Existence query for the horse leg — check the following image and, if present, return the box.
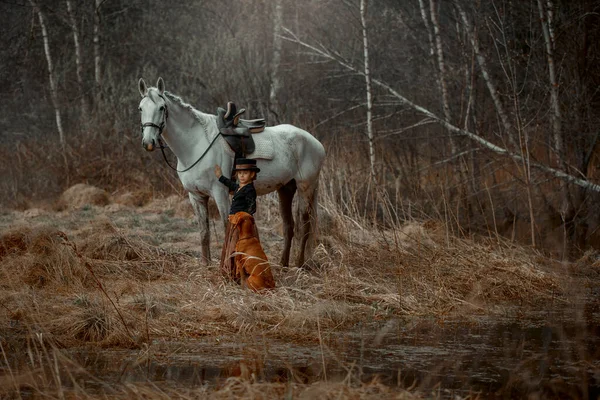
[189,192,211,265]
[212,189,231,233]
[277,179,296,268]
[295,183,318,268]
[213,188,233,275]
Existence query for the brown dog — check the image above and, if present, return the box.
[227,212,275,292]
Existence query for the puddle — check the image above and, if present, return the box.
[64,303,600,398]
[336,314,600,397]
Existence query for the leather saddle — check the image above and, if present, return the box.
[217,102,266,157]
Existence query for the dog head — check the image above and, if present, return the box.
[230,212,255,237]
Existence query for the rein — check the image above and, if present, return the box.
[141,93,221,173]
[159,131,222,173]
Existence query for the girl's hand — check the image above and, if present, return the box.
[214,164,222,178]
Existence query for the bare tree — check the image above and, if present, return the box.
[66,0,88,122]
[29,0,65,146]
[93,0,102,97]
[455,3,517,150]
[269,0,284,124]
[429,0,451,126]
[280,27,600,194]
[417,0,435,60]
[537,0,563,164]
[360,0,375,179]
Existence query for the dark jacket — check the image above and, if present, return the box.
[218,176,257,215]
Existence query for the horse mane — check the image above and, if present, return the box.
[148,87,212,124]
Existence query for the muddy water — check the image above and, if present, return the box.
[70,300,600,399]
[338,313,600,398]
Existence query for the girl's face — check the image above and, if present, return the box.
[237,170,255,184]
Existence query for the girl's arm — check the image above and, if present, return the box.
[218,175,238,192]
[215,164,238,191]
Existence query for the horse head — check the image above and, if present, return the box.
[138,77,168,151]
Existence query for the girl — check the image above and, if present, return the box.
[215,159,275,291]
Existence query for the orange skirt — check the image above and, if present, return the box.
[219,213,260,282]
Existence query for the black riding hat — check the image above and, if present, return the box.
[234,158,260,173]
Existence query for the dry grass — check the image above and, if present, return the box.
[0,346,427,399]
[0,187,565,342]
[56,183,111,210]
[0,181,591,399]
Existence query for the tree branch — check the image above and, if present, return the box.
[280,27,600,193]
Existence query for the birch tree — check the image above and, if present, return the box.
[428,0,452,127]
[280,27,600,195]
[360,0,375,179]
[537,0,577,255]
[269,0,283,124]
[455,3,517,150]
[29,0,65,146]
[66,0,88,121]
[417,0,435,60]
[93,0,102,97]
[537,0,563,165]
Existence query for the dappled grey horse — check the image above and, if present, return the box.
[138,77,325,267]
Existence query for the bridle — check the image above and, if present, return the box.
[140,92,222,173]
[140,93,169,137]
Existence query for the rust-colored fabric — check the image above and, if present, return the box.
[220,220,239,282]
[219,212,275,291]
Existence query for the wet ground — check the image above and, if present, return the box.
[68,298,600,399]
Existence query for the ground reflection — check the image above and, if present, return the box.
[68,303,600,398]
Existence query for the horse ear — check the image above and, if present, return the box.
[138,78,147,97]
[157,77,165,94]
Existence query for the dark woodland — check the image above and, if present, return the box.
[2,0,600,259]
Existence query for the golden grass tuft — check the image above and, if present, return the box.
[0,226,90,289]
[128,293,163,318]
[0,229,29,259]
[113,190,154,207]
[56,183,110,210]
[81,233,143,261]
[70,301,112,342]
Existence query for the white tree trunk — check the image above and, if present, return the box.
[538,0,573,254]
[429,0,451,125]
[360,0,375,179]
[66,0,88,121]
[30,0,65,146]
[280,28,600,193]
[269,0,283,124]
[537,0,563,162]
[456,5,517,149]
[417,0,435,59]
[546,0,556,48]
[93,0,102,95]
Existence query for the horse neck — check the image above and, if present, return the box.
[162,98,218,165]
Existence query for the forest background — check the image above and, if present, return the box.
[1,0,600,260]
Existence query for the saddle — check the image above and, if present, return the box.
[217,102,266,157]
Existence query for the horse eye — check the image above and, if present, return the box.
[159,106,164,111]
[138,107,141,112]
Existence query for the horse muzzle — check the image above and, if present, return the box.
[140,122,164,152]
[143,140,156,151]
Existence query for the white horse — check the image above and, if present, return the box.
[138,77,325,268]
